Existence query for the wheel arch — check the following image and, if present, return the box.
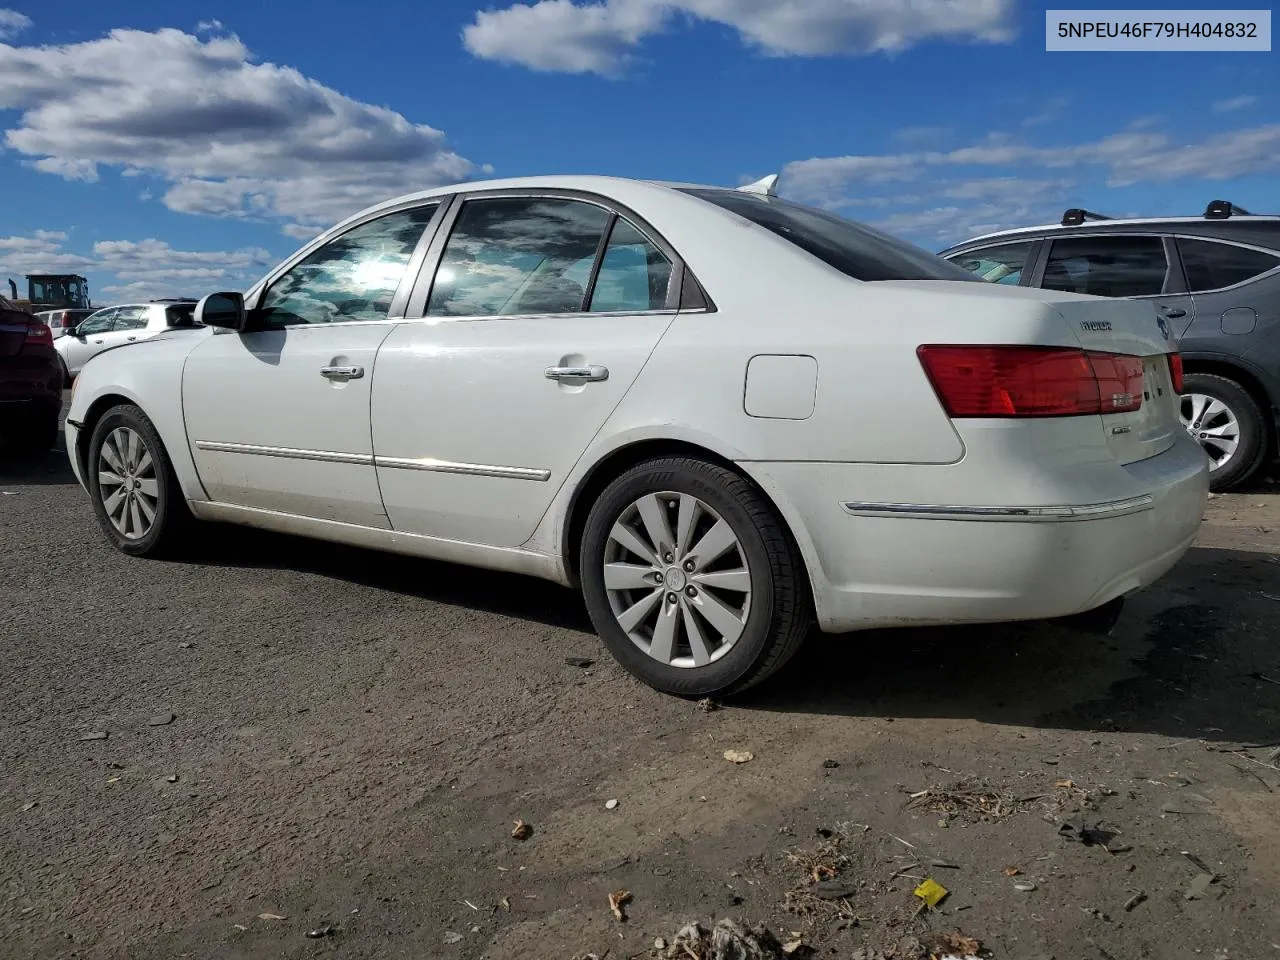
[74,392,137,480]
[558,438,823,615]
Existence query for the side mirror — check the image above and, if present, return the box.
[196,292,248,331]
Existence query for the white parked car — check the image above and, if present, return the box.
[56,300,199,380]
[64,175,1209,696]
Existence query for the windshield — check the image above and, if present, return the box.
[681,189,977,283]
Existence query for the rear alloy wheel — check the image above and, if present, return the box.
[580,457,811,697]
[87,404,192,557]
[1179,373,1267,492]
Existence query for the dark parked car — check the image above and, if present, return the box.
[0,295,62,452]
[939,201,1280,490]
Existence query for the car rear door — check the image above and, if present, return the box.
[370,192,682,548]
[1035,234,1196,338]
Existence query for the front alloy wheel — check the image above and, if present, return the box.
[87,403,192,557]
[97,426,160,540]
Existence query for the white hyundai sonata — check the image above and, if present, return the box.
[65,174,1209,696]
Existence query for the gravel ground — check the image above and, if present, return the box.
[3,417,1279,960]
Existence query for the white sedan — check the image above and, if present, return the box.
[65,175,1209,696]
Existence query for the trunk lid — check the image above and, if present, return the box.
[882,281,1183,466]
[1049,296,1182,465]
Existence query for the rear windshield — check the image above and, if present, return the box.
[681,188,977,283]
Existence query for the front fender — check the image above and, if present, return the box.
[67,335,209,502]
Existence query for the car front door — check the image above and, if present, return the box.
[181,201,444,526]
[370,194,681,547]
[59,308,117,374]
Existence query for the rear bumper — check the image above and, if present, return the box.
[0,367,61,420]
[747,431,1210,632]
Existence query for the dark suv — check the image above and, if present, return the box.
[0,295,61,452]
[939,201,1280,490]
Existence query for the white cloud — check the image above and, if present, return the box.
[0,230,273,303]
[0,27,478,234]
[464,0,1016,75]
[0,8,29,40]
[1212,94,1258,113]
[779,120,1280,245]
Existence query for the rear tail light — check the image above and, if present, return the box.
[24,322,53,346]
[917,345,1144,418]
[1168,353,1184,394]
[57,311,76,328]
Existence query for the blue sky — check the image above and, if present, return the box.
[1,0,1277,304]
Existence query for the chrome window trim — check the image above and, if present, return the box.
[841,494,1154,522]
[402,188,689,321]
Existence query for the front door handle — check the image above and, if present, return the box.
[545,364,609,383]
[1161,308,1187,319]
[126,336,137,341]
[320,364,365,381]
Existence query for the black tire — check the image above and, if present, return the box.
[1181,373,1268,492]
[7,409,59,452]
[580,457,812,697]
[86,404,193,557]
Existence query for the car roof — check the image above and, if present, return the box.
[941,203,1280,255]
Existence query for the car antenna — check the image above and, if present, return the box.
[738,174,780,197]
[1061,207,1111,226]
[1204,199,1252,219]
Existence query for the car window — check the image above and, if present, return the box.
[948,242,1033,285]
[427,198,612,317]
[589,218,673,312]
[679,188,977,282]
[1178,238,1280,293]
[113,306,151,331]
[258,203,440,328]
[1041,236,1168,297]
[165,303,198,326]
[77,309,116,335]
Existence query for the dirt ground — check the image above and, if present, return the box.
[2,426,1279,960]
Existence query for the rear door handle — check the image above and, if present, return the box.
[545,364,609,383]
[126,336,137,341]
[1161,308,1187,319]
[320,365,364,381]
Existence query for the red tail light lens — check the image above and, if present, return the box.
[58,312,76,328]
[1168,353,1184,394]
[24,322,53,345]
[917,345,1144,418]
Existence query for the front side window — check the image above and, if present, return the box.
[948,242,1033,285]
[680,189,977,283]
[427,198,613,317]
[1178,238,1280,293]
[590,219,673,312]
[258,203,439,328]
[77,309,116,335]
[1042,236,1168,297]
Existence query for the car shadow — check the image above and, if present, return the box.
[181,523,593,633]
[181,524,1278,745]
[743,544,1280,747]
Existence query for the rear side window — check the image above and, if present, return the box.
[1178,238,1280,293]
[681,189,976,282]
[948,242,1033,285]
[1041,236,1168,297]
